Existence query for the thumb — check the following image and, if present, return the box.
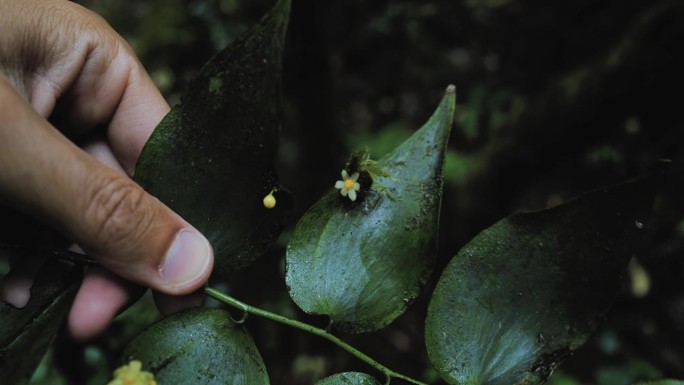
[70,169,214,295]
[0,78,213,295]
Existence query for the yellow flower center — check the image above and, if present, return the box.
[344,179,355,189]
[107,360,156,385]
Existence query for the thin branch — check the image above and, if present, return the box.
[0,244,98,266]
[204,286,428,385]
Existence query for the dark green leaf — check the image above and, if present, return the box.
[316,372,381,385]
[122,307,269,384]
[286,86,456,333]
[0,258,81,384]
[134,0,293,274]
[425,175,658,385]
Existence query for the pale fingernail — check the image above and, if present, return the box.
[160,230,212,289]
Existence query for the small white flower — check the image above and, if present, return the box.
[335,170,361,201]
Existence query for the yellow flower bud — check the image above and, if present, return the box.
[263,193,276,209]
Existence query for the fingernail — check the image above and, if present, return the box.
[160,230,212,289]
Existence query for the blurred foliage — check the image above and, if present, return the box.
[56,0,684,384]
[24,293,159,385]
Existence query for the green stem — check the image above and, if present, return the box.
[204,286,427,385]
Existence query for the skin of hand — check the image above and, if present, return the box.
[0,0,214,340]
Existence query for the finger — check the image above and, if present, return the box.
[0,76,213,295]
[2,0,169,175]
[81,135,127,173]
[0,273,33,308]
[50,38,170,175]
[68,267,144,341]
[0,249,46,308]
[106,63,170,175]
[64,141,141,340]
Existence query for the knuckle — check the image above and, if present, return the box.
[85,176,153,250]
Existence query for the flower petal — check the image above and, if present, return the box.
[341,188,349,197]
[348,189,357,201]
[335,180,345,189]
[341,170,350,180]
[353,182,360,191]
[350,172,360,182]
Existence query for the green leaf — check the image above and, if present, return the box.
[134,0,293,274]
[122,307,269,384]
[634,381,684,385]
[286,86,456,333]
[316,372,382,385]
[0,258,81,384]
[425,175,658,385]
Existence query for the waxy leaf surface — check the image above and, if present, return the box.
[123,307,269,384]
[316,372,381,385]
[426,175,657,385]
[134,0,292,274]
[286,86,455,333]
[0,258,81,383]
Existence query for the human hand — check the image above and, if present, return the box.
[0,0,214,340]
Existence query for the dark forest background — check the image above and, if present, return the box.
[24,0,684,383]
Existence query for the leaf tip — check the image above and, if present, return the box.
[445,84,456,95]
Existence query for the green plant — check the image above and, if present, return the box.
[0,1,677,384]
